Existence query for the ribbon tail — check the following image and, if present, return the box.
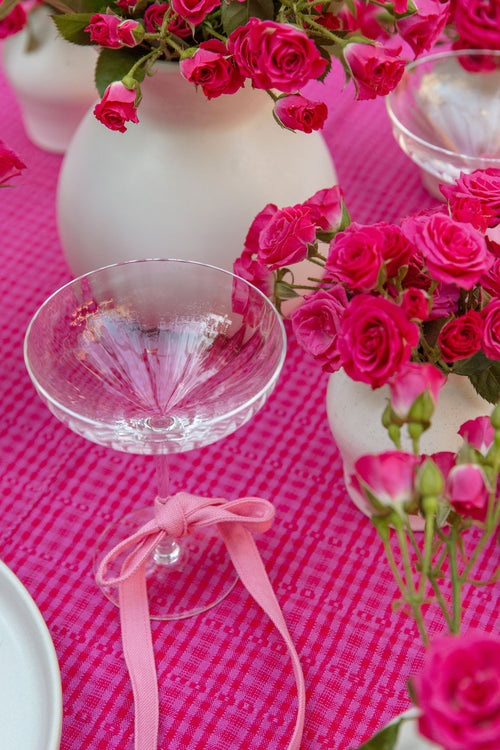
[119,562,159,750]
[218,523,305,750]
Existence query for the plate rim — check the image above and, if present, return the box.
[0,558,62,750]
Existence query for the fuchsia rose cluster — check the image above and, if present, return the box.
[20,0,462,133]
[234,169,500,400]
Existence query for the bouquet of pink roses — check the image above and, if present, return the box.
[0,0,454,133]
[233,168,500,750]
[234,168,500,405]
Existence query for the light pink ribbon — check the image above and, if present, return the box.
[96,492,305,750]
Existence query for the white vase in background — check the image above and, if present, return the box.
[2,5,97,153]
[326,370,490,529]
[56,62,337,276]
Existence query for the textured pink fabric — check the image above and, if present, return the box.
[98,493,304,750]
[1,51,499,750]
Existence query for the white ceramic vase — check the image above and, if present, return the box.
[1,5,97,153]
[392,710,442,750]
[56,62,337,276]
[326,369,490,529]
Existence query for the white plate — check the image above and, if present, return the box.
[0,560,62,749]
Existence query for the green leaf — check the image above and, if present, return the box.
[352,716,405,750]
[95,47,146,96]
[275,281,299,300]
[52,13,93,45]
[451,350,490,376]
[468,367,500,405]
[221,0,274,35]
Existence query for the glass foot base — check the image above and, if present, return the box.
[94,506,238,620]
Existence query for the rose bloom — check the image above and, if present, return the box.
[482,299,500,360]
[143,3,167,31]
[441,169,500,231]
[325,222,385,291]
[352,452,421,514]
[402,212,493,290]
[0,139,26,185]
[438,310,483,363]
[396,0,450,57]
[303,185,344,233]
[0,3,26,38]
[414,631,500,750]
[401,287,429,320]
[446,463,490,521]
[375,222,415,278]
[338,0,390,41]
[93,82,139,132]
[180,41,244,99]
[257,204,316,270]
[337,294,419,388]
[459,416,495,455]
[389,362,446,421]
[453,0,500,52]
[344,42,406,100]
[171,0,220,25]
[233,247,273,299]
[481,256,500,297]
[117,19,142,46]
[291,287,349,372]
[85,14,122,48]
[227,19,327,92]
[274,95,328,134]
[429,281,460,320]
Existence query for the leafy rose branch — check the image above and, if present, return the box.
[0,0,451,132]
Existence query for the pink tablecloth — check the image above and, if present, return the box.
[1,61,499,750]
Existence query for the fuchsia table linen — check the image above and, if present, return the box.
[1,61,499,750]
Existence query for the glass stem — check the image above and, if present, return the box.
[153,453,182,566]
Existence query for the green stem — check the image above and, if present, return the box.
[394,519,429,646]
[447,527,462,634]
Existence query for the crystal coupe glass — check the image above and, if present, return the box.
[24,259,286,619]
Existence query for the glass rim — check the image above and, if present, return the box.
[24,257,287,439]
[386,48,500,164]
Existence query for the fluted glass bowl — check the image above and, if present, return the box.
[386,49,500,198]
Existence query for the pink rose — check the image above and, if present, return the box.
[376,222,415,278]
[171,0,220,25]
[93,82,139,132]
[85,14,121,48]
[429,450,455,481]
[325,222,385,291]
[396,0,450,57]
[453,0,500,52]
[389,362,446,421]
[257,204,316,270]
[447,464,490,520]
[401,213,493,290]
[303,185,344,233]
[180,41,244,99]
[0,3,26,38]
[143,3,167,31]
[227,19,327,93]
[438,310,484,363]
[441,169,500,231]
[352,451,421,514]
[274,95,328,134]
[338,1,389,41]
[481,256,500,297]
[459,416,495,455]
[291,287,348,372]
[429,281,460,320]
[481,299,500,360]
[117,19,143,46]
[344,42,406,100]
[401,287,429,321]
[233,247,273,299]
[338,294,419,388]
[0,139,26,185]
[415,632,500,750]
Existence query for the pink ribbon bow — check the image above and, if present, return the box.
[96,492,305,750]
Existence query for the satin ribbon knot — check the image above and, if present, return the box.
[96,491,305,750]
